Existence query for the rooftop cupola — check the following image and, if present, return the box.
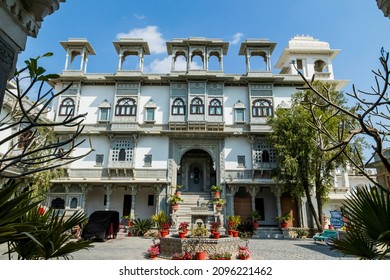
[113,38,150,73]
[275,35,340,79]
[60,38,96,73]
[239,39,276,74]
[166,37,229,73]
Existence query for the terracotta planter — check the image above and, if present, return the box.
[253,221,259,229]
[213,191,220,198]
[213,232,221,239]
[210,229,216,235]
[232,230,239,237]
[178,231,186,239]
[127,232,131,237]
[160,230,169,237]
[281,221,288,228]
[172,204,179,211]
[196,251,207,260]
[228,230,233,235]
[149,254,157,259]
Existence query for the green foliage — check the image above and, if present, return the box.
[274,212,293,223]
[9,207,93,260]
[151,211,169,229]
[131,218,154,236]
[0,180,40,245]
[168,194,184,205]
[295,228,308,238]
[210,185,222,192]
[331,187,390,259]
[212,198,225,206]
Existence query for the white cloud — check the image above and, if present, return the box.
[145,56,171,73]
[116,26,166,54]
[231,32,244,45]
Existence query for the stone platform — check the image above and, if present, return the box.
[159,235,241,259]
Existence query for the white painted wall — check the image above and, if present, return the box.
[134,187,156,219]
[224,137,252,169]
[70,136,110,169]
[138,86,170,124]
[223,86,249,125]
[134,136,169,168]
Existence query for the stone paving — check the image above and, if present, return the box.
[0,232,356,260]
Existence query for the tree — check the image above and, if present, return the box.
[269,82,353,231]
[292,49,390,190]
[293,50,390,258]
[0,54,93,259]
[0,53,92,178]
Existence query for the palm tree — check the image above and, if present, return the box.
[330,186,390,259]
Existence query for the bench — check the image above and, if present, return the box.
[313,229,337,245]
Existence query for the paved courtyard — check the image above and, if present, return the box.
[0,232,355,260]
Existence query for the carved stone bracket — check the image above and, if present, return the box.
[229,185,239,195]
[246,185,259,197]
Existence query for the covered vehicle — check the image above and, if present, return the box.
[82,210,120,241]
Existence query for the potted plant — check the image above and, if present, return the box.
[251,211,261,229]
[171,185,183,196]
[190,224,208,260]
[159,222,171,237]
[210,221,221,238]
[213,198,225,212]
[295,228,308,238]
[147,243,160,259]
[178,221,189,238]
[227,215,241,237]
[237,245,250,260]
[168,193,184,211]
[275,212,293,228]
[152,211,170,235]
[210,185,222,198]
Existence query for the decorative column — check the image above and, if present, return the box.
[272,185,283,218]
[129,185,139,219]
[154,185,163,214]
[104,184,113,211]
[228,185,239,216]
[246,185,259,213]
[266,54,271,71]
[80,184,91,213]
[64,50,70,70]
[246,54,250,73]
[220,53,224,71]
[64,183,71,210]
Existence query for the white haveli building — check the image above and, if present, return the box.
[45,35,373,229]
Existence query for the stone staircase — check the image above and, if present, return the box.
[174,192,215,228]
[253,227,284,239]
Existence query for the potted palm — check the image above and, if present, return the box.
[227,215,241,237]
[210,185,222,198]
[275,212,293,228]
[151,211,170,236]
[251,211,261,229]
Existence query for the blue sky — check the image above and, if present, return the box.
[18,0,390,95]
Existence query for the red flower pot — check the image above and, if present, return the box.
[196,251,207,260]
[160,230,169,237]
[178,231,186,239]
[232,230,239,237]
[228,230,233,235]
[213,232,220,239]
[213,191,220,198]
[210,229,216,235]
[281,221,288,228]
[172,204,179,211]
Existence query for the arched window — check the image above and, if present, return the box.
[314,60,327,73]
[118,148,126,161]
[70,198,78,209]
[209,99,222,115]
[262,150,270,163]
[59,98,75,116]
[115,98,137,116]
[172,98,185,115]
[190,98,204,114]
[51,198,65,209]
[252,99,273,117]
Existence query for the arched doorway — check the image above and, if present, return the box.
[178,149,216,192]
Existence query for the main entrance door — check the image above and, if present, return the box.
[178,149,216,192]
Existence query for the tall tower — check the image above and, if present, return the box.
[275,35,340,80]
[60,38,96,73]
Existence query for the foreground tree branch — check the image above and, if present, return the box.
[293,49,390,191]
[0,53,93,179]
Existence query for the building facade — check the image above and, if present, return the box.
[46,35,367,229]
